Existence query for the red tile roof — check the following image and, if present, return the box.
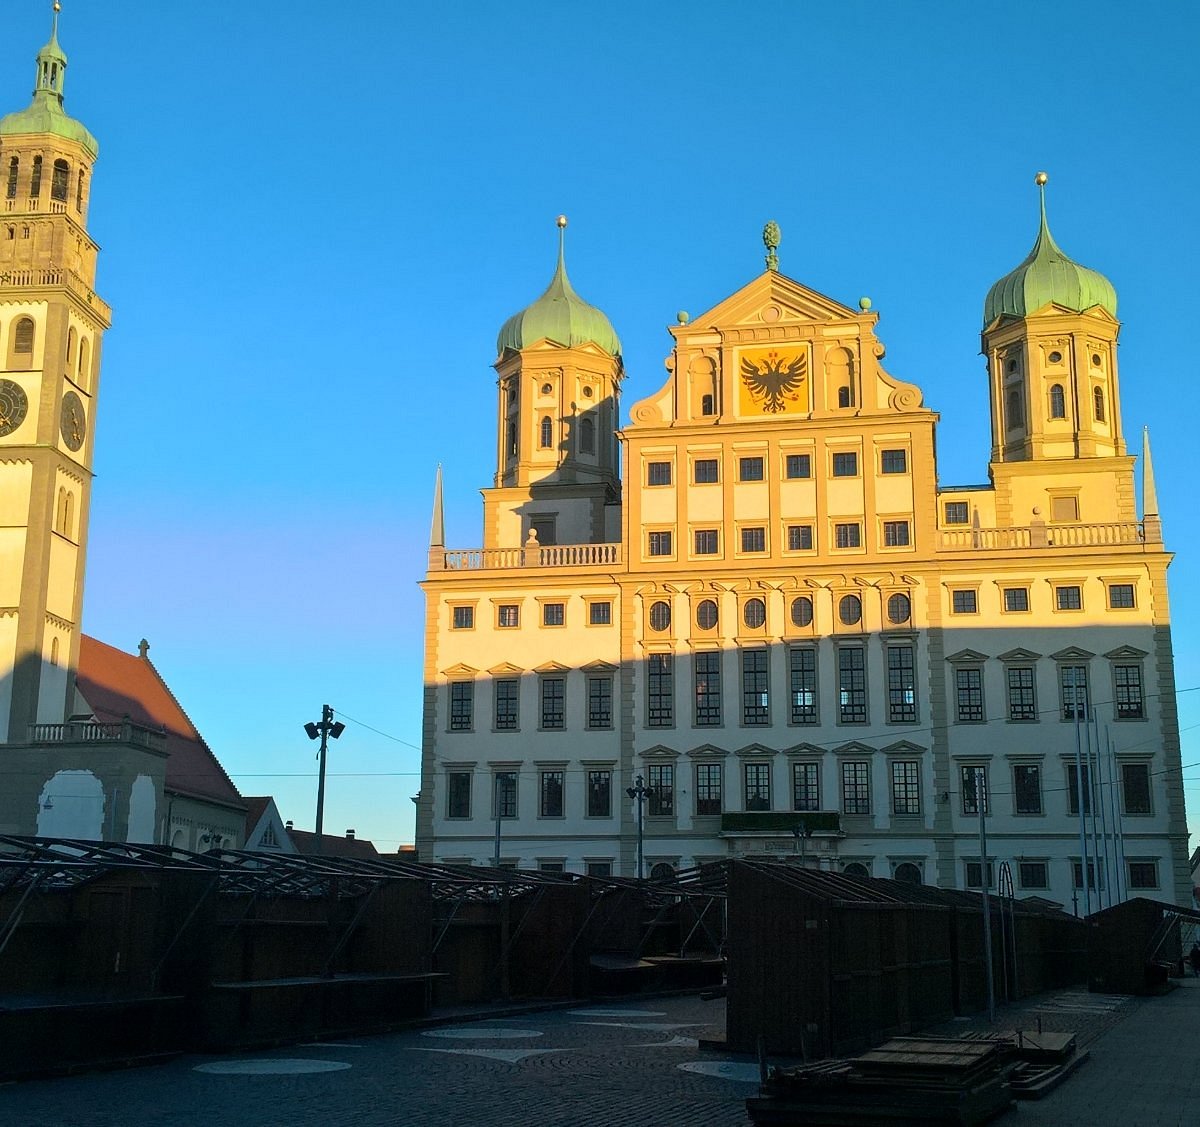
[75,635,244,810]
[288,829,380,860]
[243,795,272,837]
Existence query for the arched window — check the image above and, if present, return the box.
[790,596,814,628]
[76,168,85,211]
[1093,386,1106,422]
[55,487,73,535]
[6,157,18,199]
[10,317,35,367]
[1007,388,1023,429]
[701,393,714,416]
[743,598,766,629]
[66,326,76,364]
[580,416,595,455]
[843,862,870,877]
[894,862,922,885]
[1049,383,1066,419]
[506,422,517,458]
[50,636,60,667]
[30,155,42,197]
[539,416,552,448]
[839,594,862,626]
[78,337,90,390]
[51,159,69,202]
[5,226,12,240]
[649,862,675,882]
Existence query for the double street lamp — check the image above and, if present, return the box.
[304,704,345,840]
[625,774,656,880]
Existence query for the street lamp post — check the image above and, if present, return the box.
[626,774,653,880]
[304,704,345,840]
[791,819,813,867]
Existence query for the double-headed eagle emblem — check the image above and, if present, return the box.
[740,350,808,413]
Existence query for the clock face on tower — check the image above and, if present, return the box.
[60,390,86,451]
[0,378,28,437]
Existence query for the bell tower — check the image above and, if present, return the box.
[0,3,109,740]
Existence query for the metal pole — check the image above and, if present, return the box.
[493,775,502,867]
[1093,709,1112,909]
[1086,701,1103,909]
[977,766,995,1024]
[1109,728,1127,903]
[315,703,331,840]
[1073,696,1091,915]
[636,777,645,880]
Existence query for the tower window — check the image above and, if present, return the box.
[539,416,552,448]
[1007,388,1024,429]
[507,422,517,458]
[701,393,714,416]
[67,327,76,364]
[51,160,69,202]
[1048,350,1063,364]
[14,317,34,354]
[6,157,17,199]
[1049,384,1066,419]
[31,155,44,198]
[579,416,595,454]
[78,338,90,390]
[1093,386,1106,422]
[5,227,12,239]
[837,385,854,408]
[76,168,86,211]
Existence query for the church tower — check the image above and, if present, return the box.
[0,5,109,740]
[484,217,623,549]
[981,173,1133,527]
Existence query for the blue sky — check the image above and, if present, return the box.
[7,2,1198,851]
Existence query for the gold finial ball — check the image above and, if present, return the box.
[53,1,61,12]
[556,215,568,229]
[1035,171,1048,186]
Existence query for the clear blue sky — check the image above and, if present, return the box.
[7,2,1198,851]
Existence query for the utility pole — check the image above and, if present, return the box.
[304,705,345,841]
[626,775,652,880]
[975,766,995,1024]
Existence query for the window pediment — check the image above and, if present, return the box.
[1103,645,1149,661]
[442,663,479,678]
[945,649,989,664]
[881,740,927,756]
[1049,646,1095,662]
[998,647,1042,663]
[582,659,618,672]
[734,742,775,758]
[834,740,876,756]
[534,660,571,674]
[641,744,679,760]
[687,743,725,759]
[488,662,525,675]
[784,742,825,757]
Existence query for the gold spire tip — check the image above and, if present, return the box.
[1035,171,1048,186]
[555,215,568,228]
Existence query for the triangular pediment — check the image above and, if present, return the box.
[683,270,860,332]
[882,740,927,756]
[998,647,1042,663]
[834,741,876,756]
[442,663,479,677]
[1103,645,1148,661]
[735,742,776,758]
[582,659,618,672]
[687,743,725,759]
[642,744,679,760]
[945,649,990,664]
[534,660,571,674]
[1049,646,1095,663]
[783,742,824,757]
[488,661,525,675]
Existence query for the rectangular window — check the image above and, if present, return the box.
[497,603,520,628]
[647,461,672,486]
[494,771,517,819]
[832,451,858,477]
[589,601,612,625]
[961,765,990,815]
[587,676,613,729]
[452,605,475,630]
[1013,764,1043,814]
[1072,859,1104,890]
[1003,587,1030,612]
[447,771,471,819]
[540,677,565,729]
[792,762,819,812]
[951,589,978,614]
[740,527,766,553]
[648,764,674,816]
[1051,495,1080,522]
[1060,664,1089,721]
[694,458,719,483]
[1108,583,1136,609]
[785,453,811,479]
[542,602,565,626]
[694,528,719,555]
[883,520,910,547]
[887,645,916,723]
[881,449,907,474]
[494,679,520,730]
[538,861,565,873]
[694,651,722,727]
[966,861,995,889]
[1114,665,1144,719]
[841,761,871,815]
[585,860,612,877]
[1056,585,1083,611]
[648,530,673,556]
[1018,861,1048,889]
[944,501,969,525]
[741,649,770,725]
[1067,762,1093,815]
[787,524,814,551]
[744,763,771,811]
[647,653,674,727]
[789,648,817,725]
[449,682,474,731]
[695,763,722,815]
[891,760,921,815]
[587,769,612,817]
[1122,763,1152,814]
[834,522,861,549]
[955,668,983,722]
[539,770,564,817]
[838,648,867,723]
[1128,860,1158,889]
[1007,666,1036,721]
[739,456,764,481]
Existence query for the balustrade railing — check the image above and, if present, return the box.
[939,521,1143,551]
[441,543,622,571]
[27,720,165,746]
[0,262,109,319]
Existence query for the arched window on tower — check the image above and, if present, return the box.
[539,416,553,449]
[51,160,69,202]
[66,326,76,365]
[10,317,34,368]
[579,416,595,455]
[30,155,42,197]
[1049,384,1066,419]
[55,488,74,538]
[506,422,517,459]
[76,168,85,211]
[1093,386,1106,422]
[6,157,18,199]
[78,337,90,390]
[50,636,60,667]
[1007,388,1024,430]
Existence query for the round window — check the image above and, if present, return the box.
[696,599,718,630]
[649,862,675,881]
[887,592,911,625]
[839,594,862,626]
[743,598,766,629]
[844,862,869,878]
[894,862,922,885]
[541,382,554,395]
[649,600,671,632]
[1091,353,1102,367]
[582,386,594,398]
[1048,350,1062,364]
[791,596,814,628]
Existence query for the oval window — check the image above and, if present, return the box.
[541,383,554,395]
[887,593,911,625]
[791,596,814,628]
[1048,350,1062,364]
[649,600,671,632]
[743,598,766,629]
[582,386,594,398]
[839,594,862,626]
[1091,353,1102,367]
[696,599,718,631]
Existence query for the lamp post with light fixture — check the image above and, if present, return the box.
[304,704,345,840]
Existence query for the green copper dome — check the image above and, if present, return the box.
[983,177,1115,327]
[0,12,98,158]
[497,222,621,357]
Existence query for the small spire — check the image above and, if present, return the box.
[138,638,150,659]
[1142,427,1159,518]
[34,1,68,103]
[429,465,445,548]
[763,220,781,271]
